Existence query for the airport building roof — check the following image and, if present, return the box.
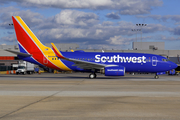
[133,42,165,50]
[45,43,79,51]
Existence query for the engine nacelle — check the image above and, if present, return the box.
[102,66,125,76]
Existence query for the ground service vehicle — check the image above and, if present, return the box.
[16,61,34,74]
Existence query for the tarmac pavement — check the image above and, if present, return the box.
[0,73,180,120]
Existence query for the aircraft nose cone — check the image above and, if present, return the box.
[171,62,178,69]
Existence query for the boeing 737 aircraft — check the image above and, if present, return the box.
[8,16,177,79]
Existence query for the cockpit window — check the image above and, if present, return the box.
[162,59,168,62]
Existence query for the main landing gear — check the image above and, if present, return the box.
[89,73,97,79]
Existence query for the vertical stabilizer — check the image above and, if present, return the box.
[12,16,71,71]
[12,16,48,54]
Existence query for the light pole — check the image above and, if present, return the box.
[9,24,15,46]
[131,29,141,42]
[136,24,147,50]
[136,24,147,42]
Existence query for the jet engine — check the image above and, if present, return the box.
[100,66,125,76]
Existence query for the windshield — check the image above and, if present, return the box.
[18,66,25,69]
[162,58,170,62]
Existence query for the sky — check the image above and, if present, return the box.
[0,0,180,50]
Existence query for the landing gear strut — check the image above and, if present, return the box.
[89,73,97,79]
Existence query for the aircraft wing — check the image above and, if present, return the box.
[69,59,106,69]
[5,49,32,57]
[51,43,118,70]
[68,58,118,69]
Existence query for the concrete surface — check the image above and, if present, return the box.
[0,73,180,120]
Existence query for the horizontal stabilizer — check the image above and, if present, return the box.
[5,49,32,57]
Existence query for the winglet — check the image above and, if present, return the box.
[51,43,66,59]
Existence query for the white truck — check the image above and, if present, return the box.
[16,61,35,75]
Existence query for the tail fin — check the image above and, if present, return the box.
[12,16,48,54]
[12,16,71,71]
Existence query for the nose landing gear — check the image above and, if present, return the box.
[154,73,159,79]
[154,75,159,79]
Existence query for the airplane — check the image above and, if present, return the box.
[8,16,177,79]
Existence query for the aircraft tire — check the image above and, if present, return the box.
[154,75,159,79]
[89,73,96,79]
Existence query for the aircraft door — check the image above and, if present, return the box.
[152,56,157,66]
[43,55,48,64]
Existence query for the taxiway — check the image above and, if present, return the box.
[0,73,180,120]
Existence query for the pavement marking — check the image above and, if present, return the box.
[0,91,180,97]
[0,79,86,119]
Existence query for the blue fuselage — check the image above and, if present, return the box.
[61,52,177,73]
